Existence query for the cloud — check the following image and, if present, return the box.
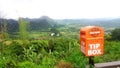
[0,0,120,19]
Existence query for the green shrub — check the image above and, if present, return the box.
[17,61,37,68]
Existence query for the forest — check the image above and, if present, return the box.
[0,16,120,68]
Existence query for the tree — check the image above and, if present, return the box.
[0,11,8,53]
[3,20,9,40]
[111,28,120,41]
[19,17,29,40]
[50,28,61,36]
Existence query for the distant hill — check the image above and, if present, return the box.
[0,19,19,33]
[25,16,56,31]
[0,16,57,33]
[55,18,120,28]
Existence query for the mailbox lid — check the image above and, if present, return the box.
[81,26,104,38]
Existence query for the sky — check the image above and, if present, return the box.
[0,0,120,19]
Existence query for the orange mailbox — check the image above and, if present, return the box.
[80,26,104,56]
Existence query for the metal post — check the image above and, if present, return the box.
[89,56,94,68]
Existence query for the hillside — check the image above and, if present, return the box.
[0,16,56,33]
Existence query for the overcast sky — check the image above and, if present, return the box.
[0,0,120,19]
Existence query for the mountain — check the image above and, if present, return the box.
[0,16,56,33]
[24,16,56,31]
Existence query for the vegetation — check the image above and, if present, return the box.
[19,18,29,40]
[110,28,120,41]
[0,16,120,68]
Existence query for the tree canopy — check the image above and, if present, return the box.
[111,28,120,41]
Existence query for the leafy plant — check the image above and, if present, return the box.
[17,61,37,68]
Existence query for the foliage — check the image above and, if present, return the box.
[110,28,120,41]
[3,19,10,40]
[50,28,60,36]
[17,61,37,68]
[94,41,120,63]
[38,56,56,68]
[1,37,120,68]
[65,49,88,68]
[104,33,111,41]
[19,18,29,40]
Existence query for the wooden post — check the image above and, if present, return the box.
[89,56,94,68]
